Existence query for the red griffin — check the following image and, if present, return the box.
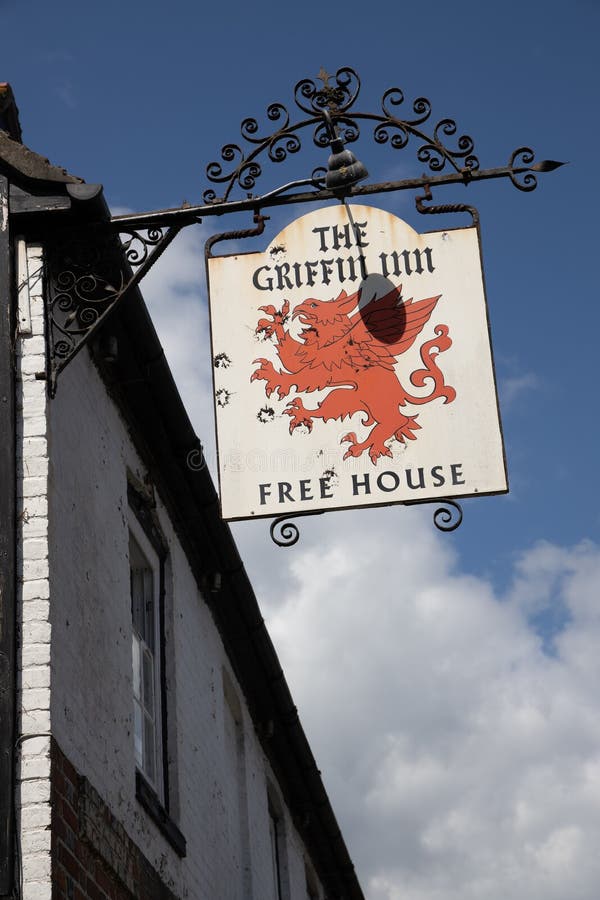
[251,285,456,464]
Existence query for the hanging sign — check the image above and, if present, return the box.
[207,204,507,521]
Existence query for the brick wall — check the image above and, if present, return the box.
[51,739,178,900]
[15,240,52,900]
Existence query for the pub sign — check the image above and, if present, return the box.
[207,204,507,521]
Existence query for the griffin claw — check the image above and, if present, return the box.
[287,418,313,435]
[284,398,313,434]
[369,445,393,464]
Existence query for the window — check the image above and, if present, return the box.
[267,785,289,900]
[269,805,283,900]
[130,527,162,797]
[128,484,186,857]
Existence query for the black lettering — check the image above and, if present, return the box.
[278,482,294,503]
[451,463,465,486]
[379,251,389,278]
[259,483,272,505]
[353,222,369,247]
[320,259,335,285]
[319,477,334,499]
[401,249,412,276]
[275,263,294,291]
[389,251,402,277]
[332,223,351,250]
[412,249,424,275]
[299,479,313,501]
[431,465,445,487]
[252,265,273,291]
[376,471,400,492]
[406,467,426,490]
[292,262,303,288]
[346,255,359,282]
[304,260,319,287]
[312,225,330,253]
[423,247,435,273]
[352,473,371,495]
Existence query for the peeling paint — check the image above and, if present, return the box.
[213,352,232,369]
[215,388,231,408]
[256,406,275,424]
[321,467,339,488]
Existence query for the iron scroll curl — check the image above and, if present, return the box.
[404,497,464,532]
[269,511,325,547]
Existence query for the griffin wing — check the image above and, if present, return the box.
[346,285,441,370]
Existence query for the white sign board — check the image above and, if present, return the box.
[207,204,507,521]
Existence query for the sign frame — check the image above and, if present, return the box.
[207,203,508,525]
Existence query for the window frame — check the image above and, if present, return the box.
[267,783,289,900]
[129,520,164,799]
[128,482,186,857]
[269,804,283,900]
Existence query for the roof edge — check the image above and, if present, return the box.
[0,83,22,142]
[0,129,83,184]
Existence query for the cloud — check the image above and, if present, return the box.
[130,214,600,900]
[498,372,539,409]
[240,513,600,900]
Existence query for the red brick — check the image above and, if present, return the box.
[94,863,116,897]
[60,796,79,834]
[57,842,82,883]
[85,874,108,900]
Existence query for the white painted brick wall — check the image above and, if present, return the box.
[15,242,52,900]
[49,343,327,899]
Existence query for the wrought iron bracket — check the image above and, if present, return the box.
[45,220,189,396]
[204,210,268,261]
[268,498,462,547]
[415,183,479,227]
[404,498,464,532]
[270,511,325,547]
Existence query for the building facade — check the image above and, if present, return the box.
[0,86,364,900]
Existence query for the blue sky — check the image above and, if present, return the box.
[4,2,600,898]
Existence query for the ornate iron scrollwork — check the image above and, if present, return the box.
[405,497,464,532]
[45,223,182,395]
[269,511,324,547]
[203,65,559,204]
[270,515,303,548]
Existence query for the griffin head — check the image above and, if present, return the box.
[292,289,359,342]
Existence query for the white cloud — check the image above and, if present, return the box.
[499,372,540,409]
[243,513,600,900]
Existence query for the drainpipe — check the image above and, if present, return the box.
[0,172,16,896]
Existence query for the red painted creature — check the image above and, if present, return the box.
[251,284,456,464]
